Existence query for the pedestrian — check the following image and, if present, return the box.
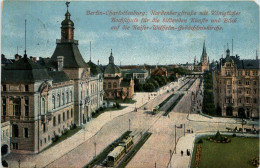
[191,129,193,133]
[186,149,189,156]
[181,150,183,156]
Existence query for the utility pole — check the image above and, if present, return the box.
[94,142,97,157]
[129,119,131,131]
[184,124,185,136]
[175,125,176,153]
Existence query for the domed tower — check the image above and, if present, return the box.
[61,2,74,40]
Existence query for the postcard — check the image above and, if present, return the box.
[1,1,259,168]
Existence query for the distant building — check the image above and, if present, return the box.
[103,50,134,99]
[194,41,209,72]
[122,69,149,84]
[213,48,259,118]
[150,67,168,77]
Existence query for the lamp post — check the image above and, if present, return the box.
[129,119,131,131]
[94,142,97,157]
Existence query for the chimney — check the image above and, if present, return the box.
[57,56,64,71]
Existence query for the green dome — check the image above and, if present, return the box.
[104,63,121,74]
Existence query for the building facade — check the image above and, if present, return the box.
[194,41,209,72]
[122,69,149,84]
[213,48,259,118]
[103,51,134,100]
[0,3,103,154]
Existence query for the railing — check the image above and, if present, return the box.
[56,39,78,44]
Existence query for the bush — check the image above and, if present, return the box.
[198,139,203,144]
[62,128,69,135]
[116,102,121,109]
[232,133,236,137]
[52,134,60,142]
[71,123,77,130]
[2,160,8,167]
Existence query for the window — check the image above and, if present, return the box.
[13,124,19,137]
[103,83,106,89]
[2,98,6,116]
[67,110,69,119]
[246,90,250,94]
[254,89,257,94]
[58,114,61,124]
[108,82,111,88]
[24,128,29,138]
[62,93,65,105]
[66,92,69,104]
[43,123,46,132]
[246,97,250,103]
[12,143,18,150]
[25,98,29,117]
[238,98,242,103]
[238,80,242,85]
[245,71,250,76]
[70,91,73,102]
[41,98,46,114]
[13,98,21,116]
[253,81,257,85]
[113,82,117,88]
[48,135,50,141]
[3,85,6,91]
[57,94,60,107]
[63,112,65,121]
[52,95,55,109]
[25,85,29,91]
[44,138,46,144]
[40,140,42,146]
[245,81,250,85]
[254,98,257,103]
[53,116,56,126]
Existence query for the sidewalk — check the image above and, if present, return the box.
[168,132,259,168]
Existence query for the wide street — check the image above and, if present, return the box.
[4,77,257,168]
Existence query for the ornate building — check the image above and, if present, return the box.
[213,48,259,118]
[1,55,74,153]
[1,2,103,154]
[194,41,209,72]
[103,50,134,99]
[47,3,103,125]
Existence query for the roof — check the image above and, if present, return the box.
[38,58,51,66]
[86,61,102,76]
[220,56,259,69]
[104,63,121,74]
[107,146,124,158]
[48,71,70,83]
[2,56,52,83]
[48,41,88,68]
[125,69,148,74]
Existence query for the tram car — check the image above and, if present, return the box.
[152,106,159,115]
[106,136,134,167]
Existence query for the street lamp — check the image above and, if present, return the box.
[18,160,21,168]
[129,119,131,131]
[94,142,97,157]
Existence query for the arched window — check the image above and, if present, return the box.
[52,95,55,109]
[57,94,60,107]
[62,93,65,105]
[113,82,117,88]
[66,92,69,104]
[41,98,46,114]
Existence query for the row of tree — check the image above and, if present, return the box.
[134,75,171,92]
[202,71,216,115]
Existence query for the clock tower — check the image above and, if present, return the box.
[61,2,74,40]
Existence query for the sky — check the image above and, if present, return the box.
[1,1,259,65]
